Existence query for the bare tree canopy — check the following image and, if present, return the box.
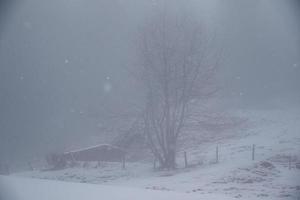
[137,5,218,169]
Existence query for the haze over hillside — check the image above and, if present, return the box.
[0,0,299,165]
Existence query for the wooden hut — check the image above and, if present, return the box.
[62,144,126,163]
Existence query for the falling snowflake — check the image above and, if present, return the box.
[103,82,112,92]
[97,123,102,128]
[151,0,158,6]
[23,21,32,29]
[69,108,75,113]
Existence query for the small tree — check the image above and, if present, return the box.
[137,7,217,169]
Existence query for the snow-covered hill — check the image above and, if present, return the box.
[6,109,300,199]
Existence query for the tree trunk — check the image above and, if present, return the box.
[159,149,176,169]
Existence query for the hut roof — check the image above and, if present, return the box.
[63,144,125,155]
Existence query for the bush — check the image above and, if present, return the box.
[45,153,66,169]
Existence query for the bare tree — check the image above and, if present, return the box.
[137,7,217,169]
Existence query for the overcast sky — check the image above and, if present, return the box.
[0,0,299,165]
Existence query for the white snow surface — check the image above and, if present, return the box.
[0,175,230,200]
[2,108,300,199]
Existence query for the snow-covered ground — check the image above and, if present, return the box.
[2,109,300,199]
[0,175,230,200]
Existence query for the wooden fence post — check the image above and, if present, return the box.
[216,146,219,163]
[6,164,10,175]
[28,162,33,171]
[184,151,188,168]
[289,155,292,170]
[122,155,126,169]
[252,144,255,161]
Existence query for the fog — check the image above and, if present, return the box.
[0,0,299,166]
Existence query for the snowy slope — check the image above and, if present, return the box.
[11,109,300,199]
